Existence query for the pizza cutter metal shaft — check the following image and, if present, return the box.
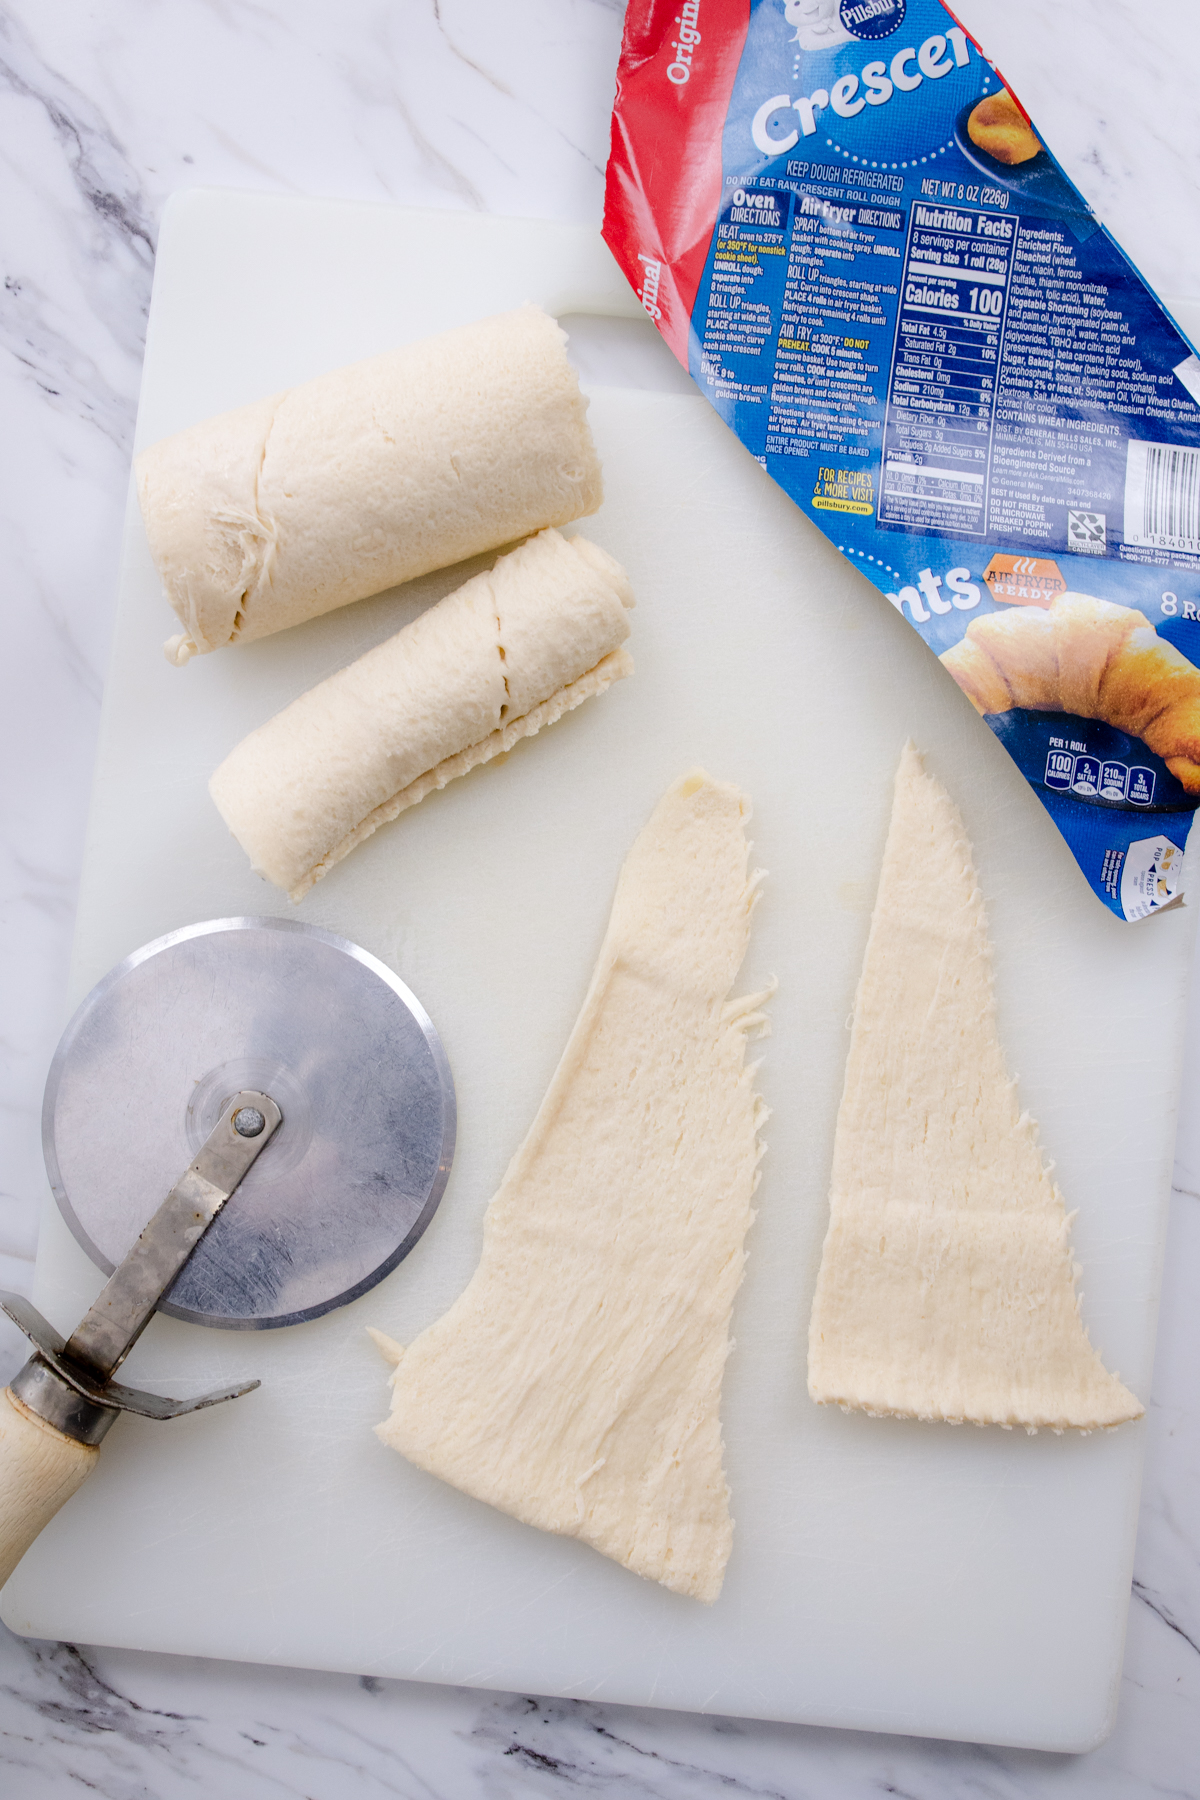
[62,1091,282,1384]
[2,1089,283,1450]
[0,1089,283,1589]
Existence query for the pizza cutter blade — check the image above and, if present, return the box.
[0,916,455,1587]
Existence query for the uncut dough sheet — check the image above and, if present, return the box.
[136,304,603,661]
[375,771,770,1602]
[209,530,634,899]
[807,745,1142,1431]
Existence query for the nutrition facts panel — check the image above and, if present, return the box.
[878,202,1019,536]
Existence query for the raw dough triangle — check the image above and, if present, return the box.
[807,744,1142,1432]
[375,771,770,1601]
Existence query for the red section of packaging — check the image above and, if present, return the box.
[603,0,750,364]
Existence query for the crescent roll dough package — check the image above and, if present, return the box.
[136,305,602,665]
[604,0,1200,918]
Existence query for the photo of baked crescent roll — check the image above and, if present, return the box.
[137,305,603,664]
[941,593,1200,793]
[209,529,634,900]
[967,89,1042,166]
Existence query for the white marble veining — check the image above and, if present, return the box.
[0,0,1197,1792]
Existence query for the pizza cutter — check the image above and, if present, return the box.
[0,916,455,1585]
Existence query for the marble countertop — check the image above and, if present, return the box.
[1,1,1197,1793]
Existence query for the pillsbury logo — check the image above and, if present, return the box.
[667,0,701,84]
[839,0,906,39]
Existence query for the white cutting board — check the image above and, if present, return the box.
[4,190,1196,1752]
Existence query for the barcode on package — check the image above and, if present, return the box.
[1124,439,1200,553]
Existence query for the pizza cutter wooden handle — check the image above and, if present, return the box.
[0,1386,100,1587]
[0,1092,283,1588]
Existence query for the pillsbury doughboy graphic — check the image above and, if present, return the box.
[783,0,852,50]
[783,0,907,48]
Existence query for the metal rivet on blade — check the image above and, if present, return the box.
[233,1107,266,1138]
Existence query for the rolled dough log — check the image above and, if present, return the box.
[374,771,771,1603]
[136,305,603,663]
[210,529,635,900]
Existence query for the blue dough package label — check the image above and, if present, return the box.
[604,0,1200,918]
